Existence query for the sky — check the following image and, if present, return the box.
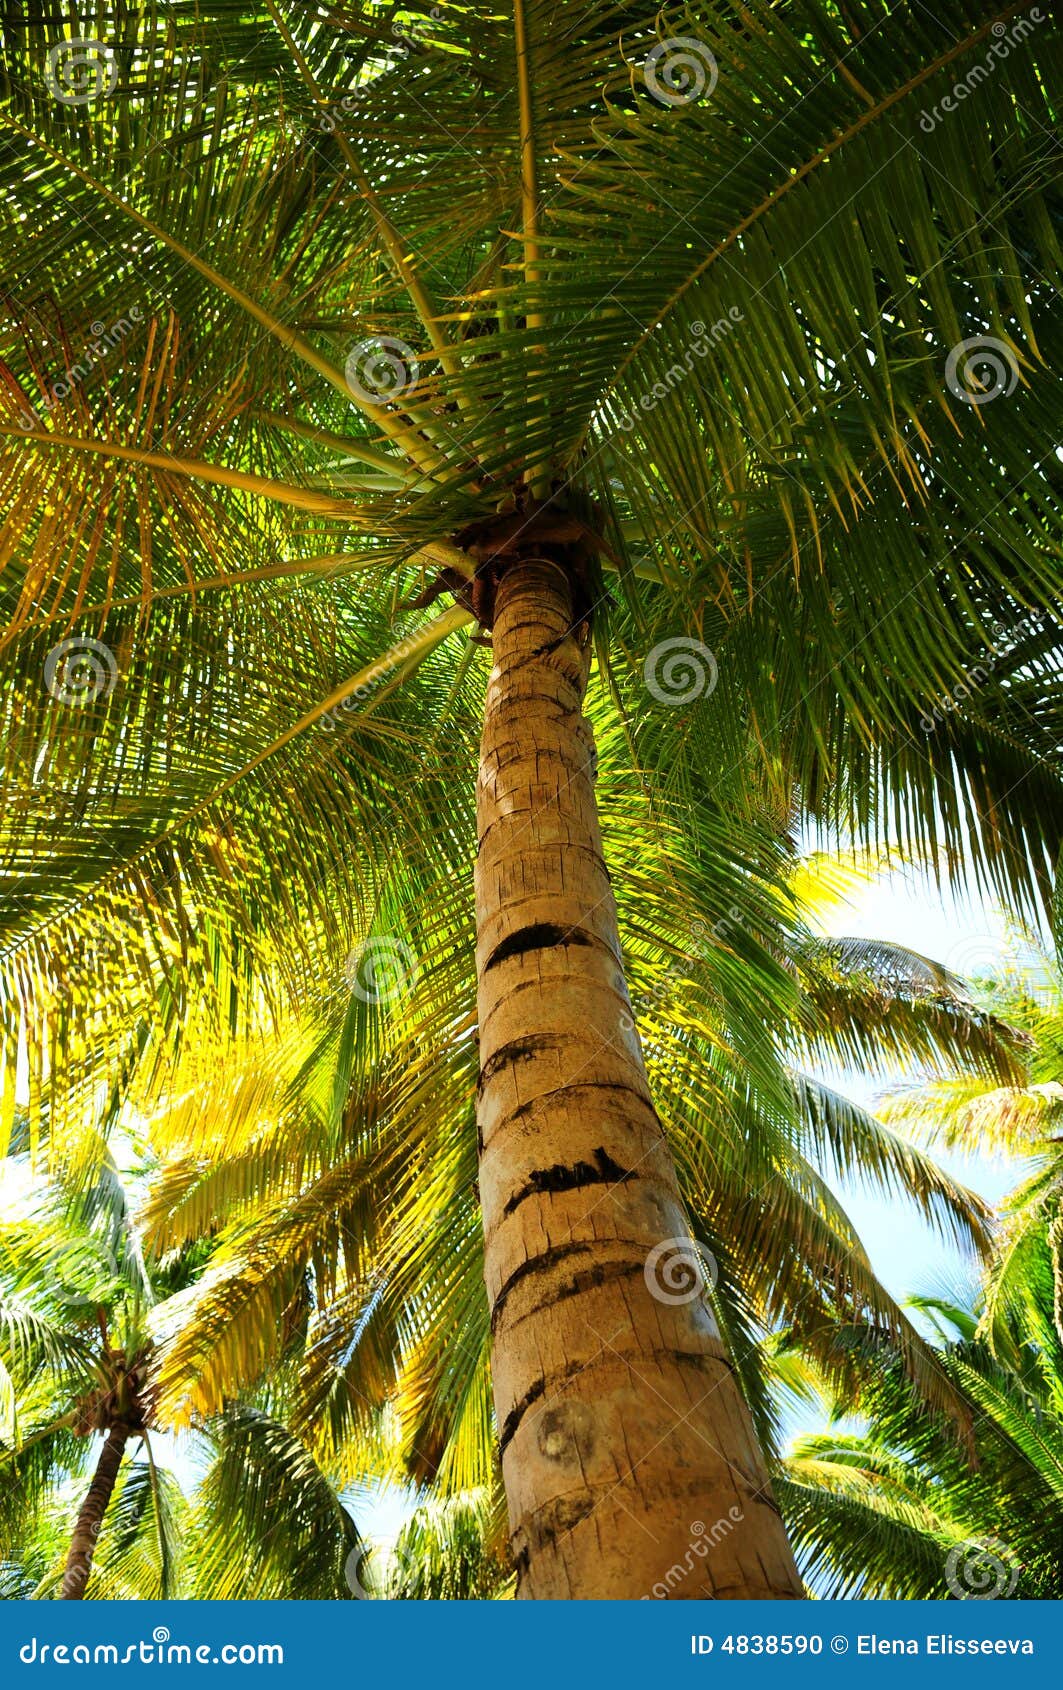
[813,862,1032,1307]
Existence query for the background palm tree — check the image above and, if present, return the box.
[386,1489,514,1600]
[782,963,1063,1602]
[0,1169,179,1598]
[884,949,1063,1341]
[0,1164,364,1598]
[779,1285,1063,1600]
[1,0,1061,1595]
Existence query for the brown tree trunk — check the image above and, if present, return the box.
[475,556,803,1600]
[1050,1210,1063,1350]
[60,1426,129,1599]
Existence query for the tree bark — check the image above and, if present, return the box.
[475,556,803,1600]
[60,1426,129,1599]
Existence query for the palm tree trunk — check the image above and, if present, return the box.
[475,555,803,1600]
[60,1426,129,1599]
[1050,1210,1063,1350]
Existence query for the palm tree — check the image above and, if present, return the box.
[136,850,1029,1591]
[185,1407,364,1599]
[0,1171,363,1598]
[884,949,1063,1343]
[778,1288,1063,1599]
[386,1489,515,1599]
[0,1172,177,1597]
[2,1,1061,1596]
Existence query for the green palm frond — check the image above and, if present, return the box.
[390,1488,512,1599]
[189,1409,361,1599]
[780,1276,1063,1598]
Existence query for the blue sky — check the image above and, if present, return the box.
[813,862,1025,1307]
